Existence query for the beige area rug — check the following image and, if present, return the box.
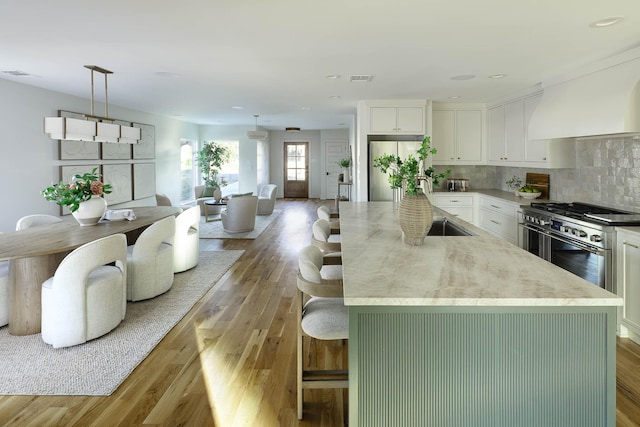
[0,250,244,396]
[199,209,282,239]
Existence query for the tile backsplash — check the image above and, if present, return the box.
[432,136,640,212]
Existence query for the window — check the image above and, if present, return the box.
[180,140,195,204]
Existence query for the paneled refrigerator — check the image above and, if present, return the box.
[368,140,421,201]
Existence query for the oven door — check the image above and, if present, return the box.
[546,232,611,291]
[519,222,550,259]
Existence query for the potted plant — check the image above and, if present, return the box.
[41,167,112,226]
[197,141,230,198]
[372,136,451,245]
[506,175,523,196]
[337,156,352,182]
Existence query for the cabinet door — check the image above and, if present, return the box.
[432,110,455,162]
[488,105,505,162]
[455,110,482,161]
[504,99,524,162]
[524,93,548,163]
[619,233,640,333]
[396,107,424,134]
[369,107,398,133]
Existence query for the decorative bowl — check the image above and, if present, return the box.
[519,191,542,199]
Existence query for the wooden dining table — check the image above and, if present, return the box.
[0,206,182,336]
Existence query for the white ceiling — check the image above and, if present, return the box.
[1,0,639,130]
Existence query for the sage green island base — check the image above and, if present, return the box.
[339,201,622,427]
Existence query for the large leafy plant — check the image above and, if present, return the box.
[41,167,112,212]
[197,141,230,189]
[373,136,450,196]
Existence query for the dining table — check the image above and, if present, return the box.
[0,206,182,336]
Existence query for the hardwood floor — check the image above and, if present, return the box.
[0,198,638,426]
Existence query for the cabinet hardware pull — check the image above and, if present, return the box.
[490,205,500,209]
[490,220,501,225]
[450,200,459,203]
[624,241,639,249]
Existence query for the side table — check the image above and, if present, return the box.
[204,200,227,222]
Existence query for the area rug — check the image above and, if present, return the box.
[199,209,281,239]
[0,250,244,396]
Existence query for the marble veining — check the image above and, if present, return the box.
[340,202,622,307]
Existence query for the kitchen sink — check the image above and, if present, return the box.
[427,218,473,236]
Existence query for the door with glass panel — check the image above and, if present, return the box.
[284,142,308,198]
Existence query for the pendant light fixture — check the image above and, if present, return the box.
[246,114,268,140]
[43,65,141,144]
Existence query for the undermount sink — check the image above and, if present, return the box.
[427,218,474,237]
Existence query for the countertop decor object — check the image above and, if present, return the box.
[372,136,449,245]
[41,167,112,225]
[518,191,542,199]
[506,175,523,196]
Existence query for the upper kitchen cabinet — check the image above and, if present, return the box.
[369,106,425,134]
[487,99,524,165]
[432,104,484,165]
[523,93,575,168]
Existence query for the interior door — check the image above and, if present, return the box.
[325,142,348,199]
[284,142,309,198]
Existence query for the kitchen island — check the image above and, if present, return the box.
[340,202,622,427]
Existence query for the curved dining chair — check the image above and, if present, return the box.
[155,193,172,206]
[127,216,175,301]
[41,234,127,348]
[16,214,62,230]
[311,219,341,255]
[317,206,340,233]
[173,206,200,273]
[297,244,348,420]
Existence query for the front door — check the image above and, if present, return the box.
[284,142,308,198]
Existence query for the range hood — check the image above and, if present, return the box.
[528,56,640,140]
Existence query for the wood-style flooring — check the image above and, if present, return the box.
[0,198,638,426]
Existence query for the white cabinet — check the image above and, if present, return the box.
[432,107,483,165]
[433,194,475,223]
[477,195,518,244]
[616,229,640,344]
[523,93,576,168]
[369,106,424,134]
[488,99,524,165]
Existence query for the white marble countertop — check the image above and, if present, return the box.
[432,188,555,205]
[340,201,622,307]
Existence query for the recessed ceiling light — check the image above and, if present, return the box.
[231,106,244,110]
[350,74,373,83]
[301,106,311,110]
[325,74,341,79]
[450,74,476,81]
[449,96,461,99]
[329,95,342,99]
[489,74,507,79]
[590,17,623,28]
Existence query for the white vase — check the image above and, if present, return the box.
[342,167,351,183]
[72,196,107,226]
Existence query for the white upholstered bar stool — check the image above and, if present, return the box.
[317,206,340,234]
[126,216,175,301]
[311,219,341,256]
[297,245,348,420]
[16,214,62,230]
[41,234,127,348]
[173,206,200,273]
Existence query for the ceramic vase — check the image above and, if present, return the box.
[72,195,107,226]
[342,167,351,183]
[398,191,433,246]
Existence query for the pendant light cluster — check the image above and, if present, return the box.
[43,65,141,144]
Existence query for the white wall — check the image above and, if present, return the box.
[0,78,198,232]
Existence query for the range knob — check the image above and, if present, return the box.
[590,235,603,243]
[572,229,587,238]
[561,226,571,233]
[539,219,549,226]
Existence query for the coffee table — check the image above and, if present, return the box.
[204,199,227,222]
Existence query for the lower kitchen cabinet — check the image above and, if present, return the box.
[432,194,474,223]
[478,195,518,245]
[616,229,640,343]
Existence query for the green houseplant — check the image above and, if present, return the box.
[41,167,112,213]
[372,136,450,246]
[197,141,230,193]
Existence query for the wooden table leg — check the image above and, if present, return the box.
[8,252,67,336]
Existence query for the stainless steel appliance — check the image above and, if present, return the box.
[520,202,640,292]
[368,140,421,201]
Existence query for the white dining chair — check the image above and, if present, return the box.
[311,218,341,255]
[41,234,127,348]
[16,214,62,230]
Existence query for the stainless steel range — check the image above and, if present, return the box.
[520,202,640,292]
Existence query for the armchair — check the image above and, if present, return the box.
[194,185,221,215]
[221,195,258,233]
[173,206,200,273]
[257,184,277,215]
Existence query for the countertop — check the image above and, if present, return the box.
[339,201,622,307]
[432,188,554,205]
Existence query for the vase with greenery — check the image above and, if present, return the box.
[372,136,451,245]
[197,141,230,198]
[506,175,523,196]
[337,156,352,182]
[41,167,112,226]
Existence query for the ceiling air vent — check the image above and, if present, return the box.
[2,70,34,77]
[349,74,373,83]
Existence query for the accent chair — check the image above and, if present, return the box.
[173,206,200,273]
[221,195,258,233]
[257,184,277,215]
